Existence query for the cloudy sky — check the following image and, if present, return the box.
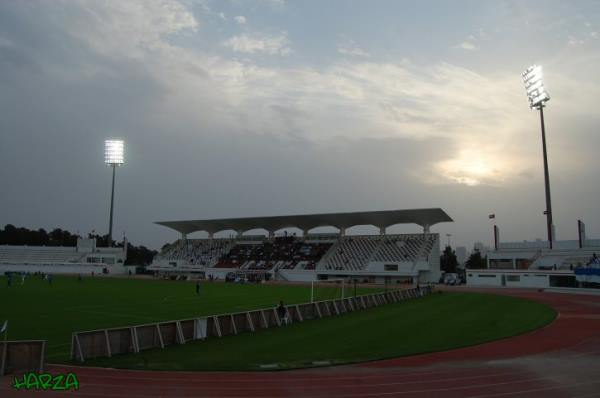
[1,0,600,251]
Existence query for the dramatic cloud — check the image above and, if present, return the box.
[338,46,370,58]
[223,32,291,55]
[455,35,478,51]
[1,0,600,249]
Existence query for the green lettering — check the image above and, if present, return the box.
[25,373,39,390]
[51,374,65,390]
[12,374,27,390]
[38,373,52,390]
[12,372,79,391]
[65,373,80,390]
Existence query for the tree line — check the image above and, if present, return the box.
[0,224,157,266]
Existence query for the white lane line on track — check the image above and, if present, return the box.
[32,371,524,391]
[304,376,561,398]
[46,364,504,383]
[571,391,600,398]
[467,380,600,398]
[0,376,557,398]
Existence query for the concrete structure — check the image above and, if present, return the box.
[0,238,128,274]
[156,208,452,238]
[152,209,453,284]
[466,237,600,288]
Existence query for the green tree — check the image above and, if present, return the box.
[465,250,487,269]
[440,245,458,273]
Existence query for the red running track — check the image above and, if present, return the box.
[2,288,600,398]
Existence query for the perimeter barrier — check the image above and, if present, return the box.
[71,285,433,362]
[0,340,46,376]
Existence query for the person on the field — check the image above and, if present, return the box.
[196,281,200,295]
[7,274,12,288]
[277,301,289,325]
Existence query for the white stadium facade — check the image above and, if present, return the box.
[0,238,128,275]
[150,208,453,284]
[466,221,600,289]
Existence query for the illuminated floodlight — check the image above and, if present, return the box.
[104,139,125,247]
[521,65,554,249]
[522,65,550,109]
[104,139,124,166]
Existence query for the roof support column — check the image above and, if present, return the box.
[208,232,214,239]
[423,224,430,234]
[181,232,187,240]
[236,231,243,238]
[379,226,386,236]
[268,231,274,239]
[340,228,346,237]
[302,229,308,238]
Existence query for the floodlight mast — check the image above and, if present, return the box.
[522,65,553,249]
[104,140,124,247]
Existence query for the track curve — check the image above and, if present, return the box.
[3,288,600,397]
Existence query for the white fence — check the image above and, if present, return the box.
[71,286,433,362]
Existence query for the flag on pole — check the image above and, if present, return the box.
[488,214,495,219]
[0,320,7,333]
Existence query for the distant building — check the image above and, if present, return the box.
[473,242,491,256]
[466,237,600,289]
[0,238,128,275]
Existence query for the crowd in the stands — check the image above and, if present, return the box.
[215,236,332,271]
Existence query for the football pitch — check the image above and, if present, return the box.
[0,275,366,362]
[0,276,555,370]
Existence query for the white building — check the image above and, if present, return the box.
[150,208,453,284]
[466,237,599,288]
[0,238,128,275]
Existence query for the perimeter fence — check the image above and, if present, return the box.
[71,285,433,362]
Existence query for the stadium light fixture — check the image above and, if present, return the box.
[522,65,550,109]
[522,65,554,249]
[105,140,124,165]
[104,139,125,247]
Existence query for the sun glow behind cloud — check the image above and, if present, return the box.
[436,153,507,186]
[2,0,598,193]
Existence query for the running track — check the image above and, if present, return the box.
[2,288,599,397]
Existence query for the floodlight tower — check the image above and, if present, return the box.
[522,65,553,249]
[104,140,124,247]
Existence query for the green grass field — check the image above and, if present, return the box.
[0,276,556,371]
[0,275,371,361]
[87,291,555,371]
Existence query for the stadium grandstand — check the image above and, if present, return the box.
[150,208,452,284]
[466,221,600,288]
[0,237,128,275]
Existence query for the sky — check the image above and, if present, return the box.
[1,0,600,251]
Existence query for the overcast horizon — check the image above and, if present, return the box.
[1,0,600,251]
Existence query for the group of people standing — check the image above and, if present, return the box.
[4,271,52,287]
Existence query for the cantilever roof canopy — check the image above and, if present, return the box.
[156,208,453,236]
